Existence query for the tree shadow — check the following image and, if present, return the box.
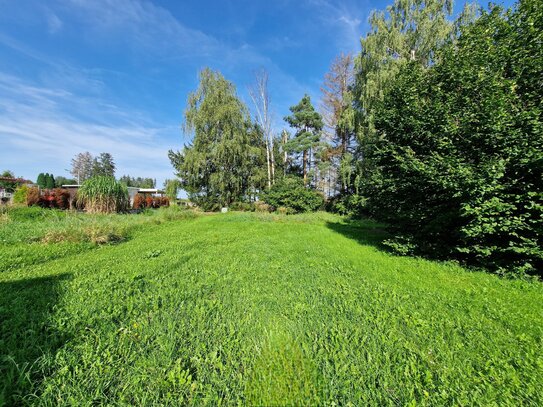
[325,218,390,250]
[0,273,71,405]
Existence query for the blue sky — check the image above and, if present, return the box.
[0,0,515,187]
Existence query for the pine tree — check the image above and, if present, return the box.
[284,95,323,186]
[93,153,116,177]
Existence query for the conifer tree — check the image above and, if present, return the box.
[36,173,45,188]
[284,95,323,186]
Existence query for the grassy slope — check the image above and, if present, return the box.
[1,211,542,405]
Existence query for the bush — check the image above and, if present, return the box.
[229,201,255,212]
[276,206,296,215]
[145,196,153,209]
[326,194,367,217]
[26,187,40,206]
[133,194,145,209]
[261,177,324,213]
[366,5,543,275]
[12,185,29,204]
[53,188,71,210]
[133,194,169,210]
[254,202,272,213]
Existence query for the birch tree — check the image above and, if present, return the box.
[249,69,275,188]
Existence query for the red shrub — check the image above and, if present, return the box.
[145,196,153,208]
[53,188,70,210]
[26,187,40,206]
[133,193,145,209]
[39,190,56,208]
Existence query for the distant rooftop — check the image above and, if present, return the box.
[0,177,32,184]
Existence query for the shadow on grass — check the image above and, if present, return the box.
[0,273,71,405]
[325,218,390,250]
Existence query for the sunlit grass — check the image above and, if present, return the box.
[1,209,541,405]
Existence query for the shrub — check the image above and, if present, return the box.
[26,187,40,206]
[254,202,272,213]
[12,185,29,204]
[366,5,543,275]
[230,201,255,212]
[261,177,324,213]
[133,193,145,209]
[276,206,295,215]
[53,188,71,210]
[326,194,367,217]
[77,177,129,213]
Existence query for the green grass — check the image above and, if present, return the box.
[1,208,542,405]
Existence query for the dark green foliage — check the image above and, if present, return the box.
[36,173,46,188]
[326,193,367,217]
[284,95,324,185]
[261,176,324,213]
[45,173,55,189]
[0,170,17,192]
[92,153,116,177]
[366,2,543,275]
[54,176,77,187]
[229,201,255,212]
[119,175,155,188]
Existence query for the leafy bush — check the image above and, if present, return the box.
[229,201,255,212]
[12,185,29,204]
[53,189,71,210]
[133,194,145,209]
[254,202,272,213]
[366,4,543,276]
[26,187,40,206]
[326,193,367,217]
[261,176,324,213]
[78,177,129,213]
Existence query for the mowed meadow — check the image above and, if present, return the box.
[1,207,542,405]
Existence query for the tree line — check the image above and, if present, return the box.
[169,0,541,276]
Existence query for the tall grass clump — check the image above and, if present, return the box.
[77,176,129,213]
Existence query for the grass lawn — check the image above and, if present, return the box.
[1,208,542,405]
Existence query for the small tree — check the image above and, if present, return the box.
[164,179,181,203]
[36,173,46,188]
[45,174,55,189]
[13,185,29,204]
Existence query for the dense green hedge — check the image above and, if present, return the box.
[366,2,542,276]
[261,176,324,213]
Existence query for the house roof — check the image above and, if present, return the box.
[0,177,32,184]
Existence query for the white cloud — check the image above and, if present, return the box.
[306,0,366,52]
[0,73,177,184]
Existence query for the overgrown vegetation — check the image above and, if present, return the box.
[363,1,542,276]
[1,210,541,405]
[77,176,129,213]
[261,176,324,213]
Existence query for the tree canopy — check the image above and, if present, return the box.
[169,68,265,208]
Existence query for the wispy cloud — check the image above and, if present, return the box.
[0,73,177,182]
[46,12,63,34]
[306,0,366,51]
